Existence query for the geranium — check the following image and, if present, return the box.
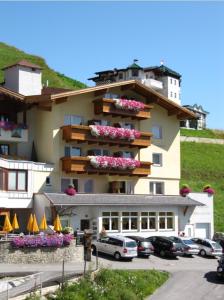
[11,234,73,249]
[89,125,141,141]
[180,184,191,197]
[0,120,28,131]
[89,156,141,170]
[203,184,215,195]
[114,98,145,112]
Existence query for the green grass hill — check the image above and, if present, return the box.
[0,42,87,90]
[181,141,224,232]
[181,128,224,139]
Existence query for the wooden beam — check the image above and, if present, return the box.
[37,105,52,111]
[121,83,135,91]
[55,97,68,104]
[94,89,108,97]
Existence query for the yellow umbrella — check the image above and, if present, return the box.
[27,213,33,232]
[12,213,19,231]
[31,214,39,233]
[3,214,13,232]
[39,214,47,231]
[53,214,62,232]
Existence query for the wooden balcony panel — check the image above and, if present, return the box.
[61,156,152,177]
[61,125,152,148]
[93,98,153,120]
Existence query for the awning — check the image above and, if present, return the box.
[42,193,204,207]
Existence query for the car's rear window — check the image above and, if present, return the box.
[211,242,222,249]
[125,241,137,248]
[183,239,194,245]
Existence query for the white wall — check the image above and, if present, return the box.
[4,66,19,92]
[18,67,42,96]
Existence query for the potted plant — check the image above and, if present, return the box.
[180,184,191,197]
[203,184,215,195]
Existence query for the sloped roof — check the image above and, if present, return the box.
[25,79,196,120]
[183,104,209,115]
[43,193,204,207]
[0,86,25,101]
[2,59,42,70]
[128,62,142,69]
[144,65,181,79]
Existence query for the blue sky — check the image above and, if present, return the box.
[0,1,223,129]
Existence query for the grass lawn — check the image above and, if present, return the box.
[180,128,224,139]
[26,269,169,300]
[181,142,224,231]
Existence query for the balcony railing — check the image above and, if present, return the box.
[0,127,28,143]
[61,156,152,177]
[93,98,152,120]
[61,125,152,148]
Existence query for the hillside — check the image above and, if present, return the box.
[0,42,87,90]
[181,142,224,232]
[181,128,224,139]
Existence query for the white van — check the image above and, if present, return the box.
[92,235,137,260]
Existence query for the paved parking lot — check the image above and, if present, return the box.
[95,254,224,300]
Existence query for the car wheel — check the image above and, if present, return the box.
[91,245,96,255]
[160,250,166,257]
[200,249,206,257]
[114,252,121,261]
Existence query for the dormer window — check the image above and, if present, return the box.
[118,73,123,79]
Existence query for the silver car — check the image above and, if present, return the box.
[180,237,200,256]
[191,238,223,257]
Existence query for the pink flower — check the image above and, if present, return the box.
[89,156,141,170]
[114,99,145,112]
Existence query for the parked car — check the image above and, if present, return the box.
[126,236,154,257]
[217,255,224,280]
[191,238,223,257]
[179,237,200,256]
[213,232,224,252]
[91,235,137,261]
[146,236,185,258]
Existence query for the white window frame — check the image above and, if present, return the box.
[141,212,156,231]
[102,212,119,232]
[152,153,162,167]
[150,182,164,195]
[121,212,138,232]
[158,212,174,231]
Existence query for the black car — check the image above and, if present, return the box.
[217,255,224,280]
[127,236,154,257]
[146,236,185,258]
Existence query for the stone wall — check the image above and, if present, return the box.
[0,240,83,264]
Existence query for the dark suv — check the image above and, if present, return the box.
[146,236,185,258]
[127,236,154,257]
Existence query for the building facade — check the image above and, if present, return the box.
[0,60,214,239]
[180,104,209,130]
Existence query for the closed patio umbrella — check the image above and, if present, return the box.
[31,214,39,233]
[12,213,19,231]
[3,214,13,233]
[27,213,33,233]
[39,214,47,231]
[53,214,62,232]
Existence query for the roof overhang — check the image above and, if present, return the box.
[25,80,196,120]
[0,86,25,102]
[42,193,204,207]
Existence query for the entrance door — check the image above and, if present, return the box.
[195,223,210,239]
[185,224,194,237]
[80,219,90,231]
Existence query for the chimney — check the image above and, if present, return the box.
[3,60,42,96]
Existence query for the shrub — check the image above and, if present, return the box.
[180,184,191,196]
[203,184,215,195]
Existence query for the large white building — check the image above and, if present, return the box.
[0,59,214,239]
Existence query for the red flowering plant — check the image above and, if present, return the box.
[89,125,141,141]
[114,98,145,112]
[0,120,27,131]
[203,184,215,195]
[180,184,191,197]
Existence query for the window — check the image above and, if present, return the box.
[170,92,173,97]
[122,212,138,231]
[150,182,164,195]
[152,153,162,166]
[61,178,79,192]
[108,181,133,194]
[170,78,172,84]
[141,212,156,230]
[121,122,134,129]
[174,93,177,98]
[87,149,109,156]
[0,144,9,155]
[102,212,119,231]
[46,176,51,186]
[11,128,22,138]
[158,212,174,230]
[118,73,123,80]
[64,115,83,125]
[8,170,27,191]
[88,119,110,126]
[0,168,7,190]
[114,151,134,159]
[65,147,81,157]
[132,69,139,77]
[152,126,162,139]
[84,179,93,193]
[174,79,176,85]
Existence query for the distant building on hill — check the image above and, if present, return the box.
[180,104,209,130]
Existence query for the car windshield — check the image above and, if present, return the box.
[169,236,182,243]
[211,242,222,249]
[183,239,194,245]
[125,241,137,248]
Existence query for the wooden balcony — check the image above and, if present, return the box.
[61,156,152,177]
[61,125,152,148]
[93,98,152,120]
